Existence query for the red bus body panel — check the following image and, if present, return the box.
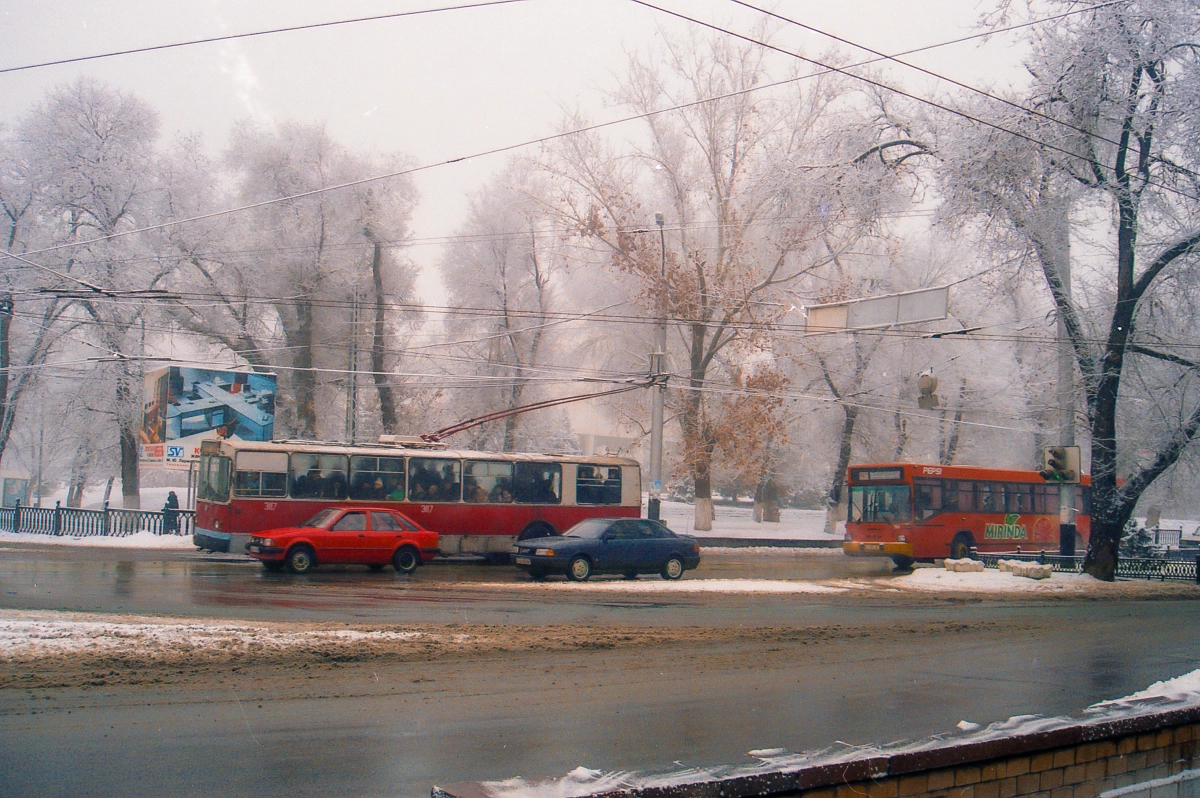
[843,463,1091,561]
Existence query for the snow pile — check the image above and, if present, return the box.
[1010,562,1054,580]
[0,529,196,549]
[471,667,1200,798]
[944,558,985,572]
[895,568,1094,592]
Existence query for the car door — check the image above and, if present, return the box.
[601,520,641,572]
[369,511,408,564]
[640,520,676,568]
[325,511,369,563]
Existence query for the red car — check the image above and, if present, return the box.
[246,507,439,574]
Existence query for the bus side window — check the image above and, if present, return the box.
[514,463,562,504]
[913,479,941,520]
[957,481,975,512]
[1007,483,1033,514]
[576,465,621,505]
[942,479,959,512]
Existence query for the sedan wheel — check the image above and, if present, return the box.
[661,556,685,581]
[286,546,315,574]
[566,555,592,582]
[393,547,420,575]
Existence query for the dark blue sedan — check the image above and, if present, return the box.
[511,517,701,581]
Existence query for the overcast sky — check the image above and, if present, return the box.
[0,0,1032,302]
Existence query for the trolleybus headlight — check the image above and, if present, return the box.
[844,532,852,542]
[534,548,555,557]
[897,534,907,542]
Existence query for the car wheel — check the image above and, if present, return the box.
[368,564,385,572]
[661,556,685,581]
[286,546,315,574]
[393,547,420,575]
[566,555,592,582]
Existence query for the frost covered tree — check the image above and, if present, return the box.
[440,161,568,452]
[937,0,1200,579]
[546,31,923,529]
[167,121,419,440]
[3,79,165,508]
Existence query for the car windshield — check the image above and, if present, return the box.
[300,508,340,528]
[563,518,612,538]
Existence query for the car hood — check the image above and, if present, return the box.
[517,536,589,549]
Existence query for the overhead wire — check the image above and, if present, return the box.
[0,0,532,75]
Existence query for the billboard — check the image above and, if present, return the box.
[140,367,276,468]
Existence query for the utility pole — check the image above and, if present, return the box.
[647,213,668,521]
[345,289,359,445]
[1054,198,1077,555]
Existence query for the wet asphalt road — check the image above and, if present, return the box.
[1,544,1198,798]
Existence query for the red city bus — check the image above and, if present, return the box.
[193,437,641,558]
[842,463,1091,567]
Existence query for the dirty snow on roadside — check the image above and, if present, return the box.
[0,614,425,659]
[0,529,196,549]
[484,578,848,594]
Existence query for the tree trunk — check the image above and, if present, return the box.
[0,294,10,467]
[291,299,319,439]
[115,366,140,509]
[824,405,859,536]
[368,243,399,434]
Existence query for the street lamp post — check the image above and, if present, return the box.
[648,213,667,521]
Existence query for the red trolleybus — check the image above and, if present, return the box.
[193,437,641,558]
[842,463,1091,568]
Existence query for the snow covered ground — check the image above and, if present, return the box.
[657,500,841,540]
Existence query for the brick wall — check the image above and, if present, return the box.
[435,705,1200,798]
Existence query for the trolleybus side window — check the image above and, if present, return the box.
[409,458,461,502]
[463,461,513,503]
[350,456,406,501]
[198,454,232,502]
[513,462,561,504]
[234,451,288,498]
[289,453,349,499]
[576,465,622,505]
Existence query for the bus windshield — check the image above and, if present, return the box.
[849,484,911,524]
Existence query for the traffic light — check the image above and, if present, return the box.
[1039,446,1080,483]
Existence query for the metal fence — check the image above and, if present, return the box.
[977,551,1199,581]
[0,503,195,537]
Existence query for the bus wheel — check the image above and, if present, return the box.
[949,534,973,560]
[890,555,915,572]
[518,522,556,542]
[566,555,592,582]
[393,547,420,575]
[286,546,316,574]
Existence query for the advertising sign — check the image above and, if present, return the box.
[140,367,276,468]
